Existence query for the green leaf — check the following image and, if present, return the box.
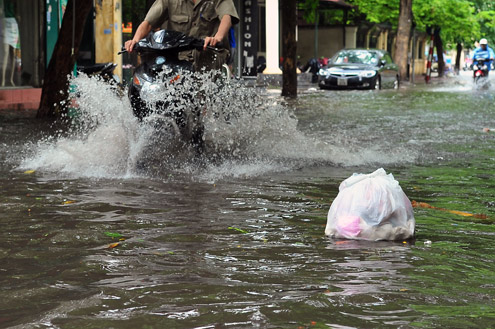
[228,227,249,234]
[104,232,123,238]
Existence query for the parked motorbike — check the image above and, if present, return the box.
[68,62,122,118]
[77,62,121,85]
[120,29,229,150]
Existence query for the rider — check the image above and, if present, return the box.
[124,0,239,71]
[472,38,495,74]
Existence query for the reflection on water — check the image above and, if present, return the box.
[1,72,495,328]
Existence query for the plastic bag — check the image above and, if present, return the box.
[325,168,415,241]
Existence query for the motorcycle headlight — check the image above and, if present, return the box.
[142,72,153,82]
[359,70,377,77]
[140,81,161,100]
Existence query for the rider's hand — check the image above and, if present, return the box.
[203,35,223,50]
[125,39,138,53]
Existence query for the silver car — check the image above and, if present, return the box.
[318,49,400,90]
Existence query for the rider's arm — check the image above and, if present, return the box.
[472,49,480,64]
[124,21,152,52]
[125,0,167,52]
[204,15,232,49]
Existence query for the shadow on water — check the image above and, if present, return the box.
[1,71,495,328]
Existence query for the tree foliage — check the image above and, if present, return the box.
[470,0,495,45]
[413,0,479,46]
[300,0,495,49]
[346,0,399,26]
[299,0,320,24]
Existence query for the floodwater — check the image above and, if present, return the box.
[1,71,495,328]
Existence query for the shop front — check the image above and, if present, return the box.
[0,0,44,109]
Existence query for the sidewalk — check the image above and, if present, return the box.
[256,72,315,89]
[0,88,41,110]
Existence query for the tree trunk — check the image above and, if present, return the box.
[434,28,445,77]
[455,42,462,75]
[281,0,297,98]
[37,0,93,119]
[393,0,413,81]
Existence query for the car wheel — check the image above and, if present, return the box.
[372,76,381,90]
[393,76,400,90]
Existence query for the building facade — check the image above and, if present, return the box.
[1,0,44,89]
[0,0,429,110]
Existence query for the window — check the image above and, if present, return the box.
[333,50,379,65]
[1,0,42,87]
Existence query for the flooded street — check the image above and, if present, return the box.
[1,71,495,328]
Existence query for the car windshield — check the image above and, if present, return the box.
[332,50,380,65]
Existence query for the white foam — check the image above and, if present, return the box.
[19,72,417,180]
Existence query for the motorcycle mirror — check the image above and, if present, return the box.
[118,46,127,55]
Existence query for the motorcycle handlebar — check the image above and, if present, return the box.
[117,41,225,55]
[205,41,224,51]
[118,46,127,55]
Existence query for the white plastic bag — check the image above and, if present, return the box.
[325,168,415,241]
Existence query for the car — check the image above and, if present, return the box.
[317,48,400,90]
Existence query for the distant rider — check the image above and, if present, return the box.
[472,38,495,75]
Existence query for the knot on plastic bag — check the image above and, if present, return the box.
[339,168,398,191]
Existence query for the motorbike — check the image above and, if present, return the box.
[121,29,229,150]
[472,58,490,86]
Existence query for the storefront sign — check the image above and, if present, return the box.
[241,0,258,76]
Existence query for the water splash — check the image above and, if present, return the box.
[20,74,147,178]
[19,72,409,180]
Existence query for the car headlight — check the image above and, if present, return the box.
[318,68,330,76]
[359,70,377,77]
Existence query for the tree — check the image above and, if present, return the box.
[37,0,93,119]
[346,0,487,78]
[455,42,463,73]
[346,0,399,27]
[394,0,413,80]
[469,0,495,45]
[433,28,445,76]
[282,0,297,97]
[413,0,479,77]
